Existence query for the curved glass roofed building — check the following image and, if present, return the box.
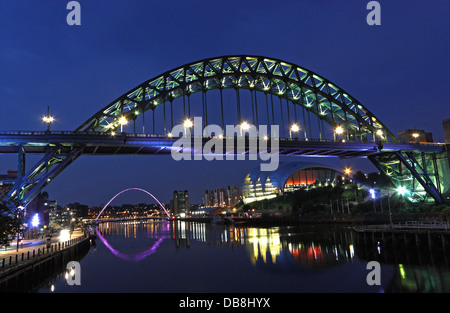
[242,162,344,204]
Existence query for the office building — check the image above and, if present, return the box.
[173,190,189,217]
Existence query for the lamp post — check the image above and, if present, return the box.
[42,106,54,131]
[335,125,344,141]
[183,118,193,137]
[376,129,384,139]
[118,116,128,132]
[290,123,300,138]
[240,121,250,136]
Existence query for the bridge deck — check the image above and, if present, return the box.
[0,131,445,158]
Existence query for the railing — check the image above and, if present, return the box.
[0,130,445,148]
[0,235,86,272]
[355,220,450,232]
[96,216,169,223]
[392,220,450,230]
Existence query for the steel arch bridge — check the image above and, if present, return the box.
[76,55,396,142]
[1,55,448,206]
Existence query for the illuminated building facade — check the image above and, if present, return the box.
[202,186,242,208]
[173,190,189,217]
[242,162,343,204]
[227,186,241,207]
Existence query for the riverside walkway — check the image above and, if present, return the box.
[0,229,86,272]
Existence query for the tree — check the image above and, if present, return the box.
[353,171,367,186]
[0,199,24,248]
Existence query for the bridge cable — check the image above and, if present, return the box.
[220,88,224,132]
[279,96,285,138]
[163,100,166,135]
[254,90,259,128]
[236,88,241,124]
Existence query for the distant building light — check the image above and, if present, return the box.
[31,213,40,227]
[369,188,376,199]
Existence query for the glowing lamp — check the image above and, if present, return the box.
[60,229,71,242]
[335,126,344,135]
[31,213,40,227]
[118,116,128,126]
[240,121,250,131]
[396,186,408,196]
[290,124,300,132]
[183,118,193,128]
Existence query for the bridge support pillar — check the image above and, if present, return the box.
[18,145,25,179]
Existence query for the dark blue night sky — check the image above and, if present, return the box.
[0,1,449,206]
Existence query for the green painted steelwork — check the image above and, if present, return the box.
[76,55,397,142]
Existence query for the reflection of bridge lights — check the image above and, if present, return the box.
[96,225,166,261]
[369,188,376,199]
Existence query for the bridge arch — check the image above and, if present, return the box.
[95,187,170,222]
[76,55,397,143]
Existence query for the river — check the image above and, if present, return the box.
[37,219,450,293]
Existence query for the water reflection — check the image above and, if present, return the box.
[96,221,169,261]
[35,220,450,293]
[97,221,357,270]
[172,222,358,270]
[353,230,450,293]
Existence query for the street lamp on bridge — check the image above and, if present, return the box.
[42,106,54,131]
[290,123,300,138]
[334,125,344,141]
[118,116,128,132]
[183,118,193,137]
[240,121,250,136]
